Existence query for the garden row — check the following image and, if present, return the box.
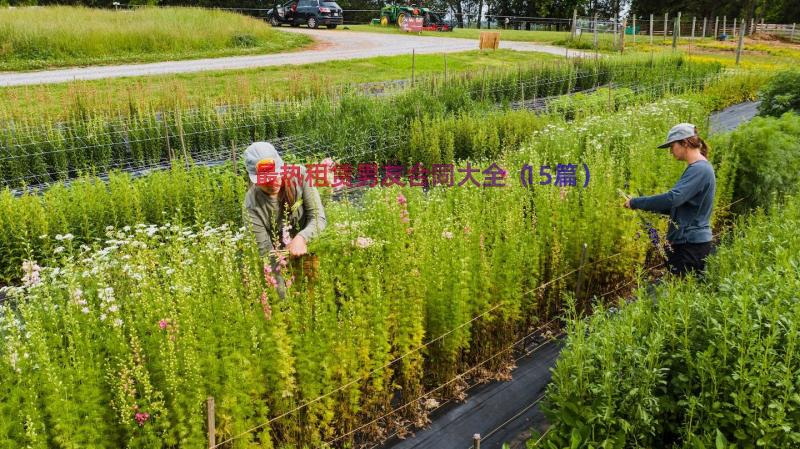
[0,73,762,284]
[0,86,766,449]
[542,113,800,448]
[0,55,723,190]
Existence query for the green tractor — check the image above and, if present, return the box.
[372,2,453,30]
[377,2,429,27]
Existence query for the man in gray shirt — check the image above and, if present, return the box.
[243,142,327,298]
[624,123,716,277]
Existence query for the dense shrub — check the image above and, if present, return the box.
[709,112,800,212]
[542,191,800,448]
[757,69,800,117]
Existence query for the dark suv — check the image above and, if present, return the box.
[267,0,343,29]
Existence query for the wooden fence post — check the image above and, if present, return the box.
[791,23,796,41]
[702,17,707,38]
[649,14,654,44]
[723,16,726,36]
[672,13,680,50]
[207,397,216,449]
[714,16,719,39]
[733,18,737,38]
[664,12,669,42]
[570,8,577,39]
[691,16,696,42]
[735,18,746,65]
[632,15,636,43]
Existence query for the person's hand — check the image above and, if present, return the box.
[286,235,307,257]
[623,198,632,209]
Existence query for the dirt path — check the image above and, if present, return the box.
[0,28,587,87]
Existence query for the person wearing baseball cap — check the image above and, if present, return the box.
[623,123,716,277]
[242,142,326,299]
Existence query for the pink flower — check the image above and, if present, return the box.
[354,236,375,248]
[321,157,335,168]
[285,275,295,288]
[397,193,407,206]
[158,319,168,330]
[260,291,272,320]
[134,412,150,426]
[264,264,272,275]
[282,224,292,246]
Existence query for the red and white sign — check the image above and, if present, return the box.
[401,17,424,32]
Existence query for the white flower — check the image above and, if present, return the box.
[98,287,115,302]
[99,313,107,321]
[113,319,123,327]
[81,307,90,314]
[55,234,64,241]
[63,233,74,241]
[108,305,119,313]
[442,231,454,240]
[54,246,65,254]
[353,236,375,249]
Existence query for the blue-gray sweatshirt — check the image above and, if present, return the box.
[630,160,715,244]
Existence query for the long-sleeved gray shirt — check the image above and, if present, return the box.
[630,159,715,244]
[243,171,327,258]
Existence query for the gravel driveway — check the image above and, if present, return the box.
[0,27,587,87]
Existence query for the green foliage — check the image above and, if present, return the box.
[709,112,800,212]
[0,94,744,448]
[757,70,800,117]
[541,192,800,448]
[0,54,722,190]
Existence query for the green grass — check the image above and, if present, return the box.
[343,24,569,43]
[0,6,312,71]
[345,24,800,70]
[0,49,557,120]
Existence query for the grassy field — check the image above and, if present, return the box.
[344,24,570,43]
[347,24,800,69]
[0,49,557,119]
[0,6,312,71]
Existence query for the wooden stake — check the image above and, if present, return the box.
[570,8,577,40]
[473,433,481,449]
[664,12,668,42]
[633,15,636,43]
[714,16,719,39]
[649,14,654,44]
[702,17,707,39]
[411,49,415,86]
[735,18,746,65]
[207,397,216,449]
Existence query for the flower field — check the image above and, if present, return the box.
[0,55,722,190]
[0,52,788,449]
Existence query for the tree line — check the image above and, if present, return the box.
[1,0,797,29]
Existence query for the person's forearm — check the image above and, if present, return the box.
[631,193,674,213]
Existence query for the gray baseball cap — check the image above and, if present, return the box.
[243,142,283,184]
[657,123,697,148]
